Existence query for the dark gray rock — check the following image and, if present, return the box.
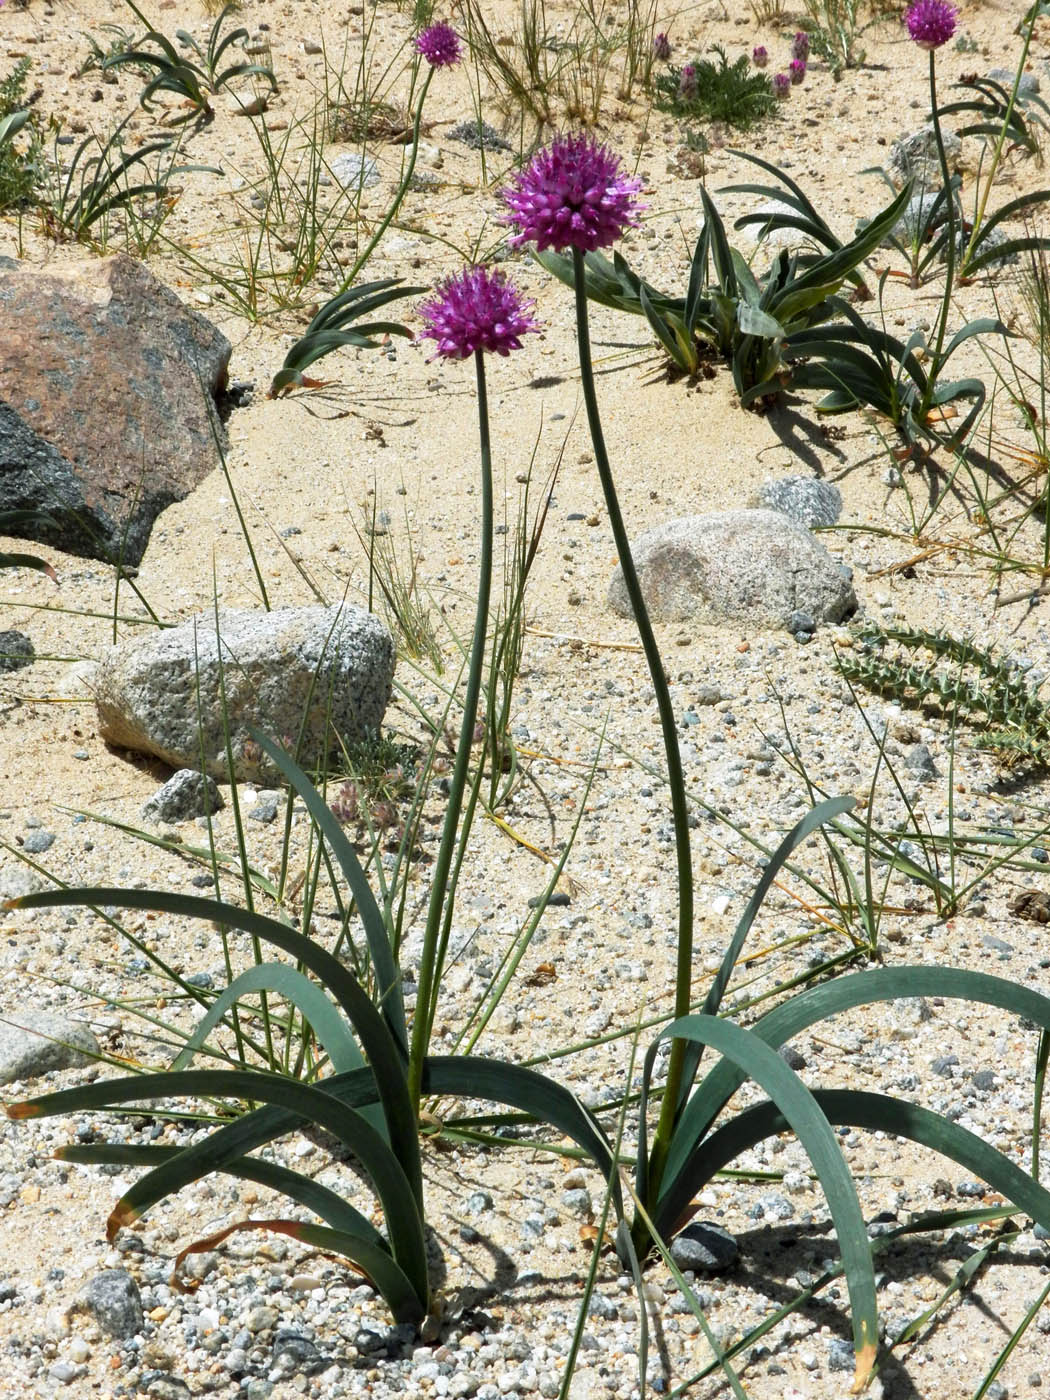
[0,630,33,673]
[93,604,395,781]
[669,1222,738,1273]
[0,1009,99,1084]
[827,1339,855,1373]
[247,797,279,824]
[141,769,224,824]
[607,510,856,631]
[143,1375,192,1400]
[78,1269,144,1339]
[0,254,230,566]
[904,742,937,780]
[750,476,842,528]
[22,830,55,854]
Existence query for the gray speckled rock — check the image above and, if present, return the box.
[142,769,224,823]
[0,1009,99,1084]
[77,1270,144,1339]
[670,1222,738,1273]
[888,124,962,189]
[750,476,842,528]
[0,630,34,673]
[607,510,856,630]
[93,605,394,781]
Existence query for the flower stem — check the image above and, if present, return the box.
[919,47,955,425]
[570,247,694,1222]
[336,64,433,297]
[408,346,493,1109]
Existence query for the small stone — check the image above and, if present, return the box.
[78,1270,144,1339]
[447,118,513,152]
[0,1009,100,1084]
[827,1339,854,1372]
[751,477,842,529]
[330,153,380,189]
[22,830,55,853]
[48,1362,81,1384]
[528,891,570,908]
[143,1375,192,1400]
[248,798,279,823]
[904,743,937,780]
[142,770,224,824]
[0,630,34,673]
[669,1222,738,1272]
[246,1305,279,1333]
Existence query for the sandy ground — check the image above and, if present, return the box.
[4,0,1050,1396]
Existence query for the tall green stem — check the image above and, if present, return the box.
[336,65,433,297]
[569,248,694,1223]
[408,348,494,1108]
[920,47,955,424]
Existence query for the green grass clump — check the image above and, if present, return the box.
[654,45,776,130]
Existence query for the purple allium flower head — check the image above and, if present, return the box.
[773,71,791,99]
[652,32,672,61]
[678,63,698,100]
[501,133,644,253]
[791,31,810,61]
[415,22,463,68]
[904,0,958,49]
[419,265,540,360]
[752,45,769,67]
[789,58,806,84]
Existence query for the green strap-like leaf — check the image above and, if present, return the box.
[5,886,419,1199]
[662,966,1050,1212]
[646,1016,879,1386]
[11,1067,427,1307]
[248,728,407,1055]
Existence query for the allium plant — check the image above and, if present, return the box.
[414,20,462,67]
[904,0,958,48]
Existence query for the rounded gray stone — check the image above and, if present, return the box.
[0,630,34,673]
[0,1009,100,1084]
[669,1221,738,1273]
[93,605,395,782]
[751,476,842,529]
[607,510,856,631]
[78,1269,144,1339]
[141,769,224,824]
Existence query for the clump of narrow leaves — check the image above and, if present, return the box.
[653,44,777,130]
[103,2,277,125]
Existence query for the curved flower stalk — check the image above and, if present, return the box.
[407,265,540,1105]
[502,132,697,1212]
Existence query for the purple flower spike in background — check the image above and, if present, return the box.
[790,58,806,84]
[791,31,810,61]
[904,0,958,49]
[419,266,539,360]
[752,45,768,68]
[653,32,672,61]
[415,21,463,68]
[678,63,698,100]
[502,133,644,253]
[773,71,791,99]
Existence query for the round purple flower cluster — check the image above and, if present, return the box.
[502,133,644,254]
[789,58,806,84]
[415,22,463,69]
[752,45,768,68]
[904,0,958,49]
[419,266,539,360]
[773,72,791,99]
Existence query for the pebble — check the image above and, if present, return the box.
[669,1223,738,1272]
[22,830,55,853]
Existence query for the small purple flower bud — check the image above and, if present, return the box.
[415,22,463,69]
[789,58,806,84]
[904,0,958,49]
[652,32,672,61]
[752,45,769,68]
[773,71,791,99]
[678,63,698,101]
[791,31,810,62]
